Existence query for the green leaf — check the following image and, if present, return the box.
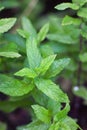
[35,55,56,75]
[45,58,70,78]
[40,44,54,57]
[72,0,87,7]
[0,51,21,58]
[37,23,49,44]
[55,3,79,10]
[62,15,82,26]
[54,103,70,122]
[22,17,36,37]
[0,74,34,96]
[77,8,87,19]
[17,29,29,38]
[0,18,16,33]
[73,86,87,100]
[35,78,69,103]
[17,120,49,130]
[32,105,51,123]
[79,53,87,62]
[26,37,42,69]
[15,68,37,78]
[47,34,78,44]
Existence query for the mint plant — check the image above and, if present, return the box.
[0,15,81,130]
[46,0,87,102]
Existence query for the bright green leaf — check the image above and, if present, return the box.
[32,105,51,123]
[35,55,56,75]
[15,68,37,78]
[35,78,69,103]
[72,0,87,7]
[0,74,34,96]
[77,8,87,19]
[0,51,21,58]
[26,37,42,69]
[46,58,70,78]
[62,15,82,26]
[17,120,49,130]
[37,23,49,44]
[55,3,79,10]
[0,18,16,33]
[54,103,70,122]
[17,29,29,38]
[0,7,4,11]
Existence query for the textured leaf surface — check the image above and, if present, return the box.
[46,58,70,78]
[15,68,37,78]
[26,37,42,69]
[32,105,51,123]
[17,120,49,130]
[35,55,56,75]
[35,78,69,103]
[0,51,21,58]
[62,15,82,26]
[55,3,79,10]
[0,18,16,33]
[0,74,34,96]
[22,17,36,37]
[37,23,49,44]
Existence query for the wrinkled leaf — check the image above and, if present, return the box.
[32,105,51,123]
[35,55,56,75]
[0,18,16,33]
[37,23,49,44]
[26,37,42,69]
[46,58,70,78]
[35,78,69,103]
[15,68,37,78]
[0,74,34,96]
[17,120,49,130]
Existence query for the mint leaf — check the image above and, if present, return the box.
[35,55,56,75]
[62,15,82,26]
[0,51,21,58]
[55,3,79,10]
[0,74,34,96]
[77,8,87,19]
[22,17,36,37]
[26,37,42,69]
[0,18,16,33]
[35,78,69,103]
[32,105,51,123]
[17,120,49,130]
[46,58,70,78]
[15,68,37,78]
[37,23,49,44]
